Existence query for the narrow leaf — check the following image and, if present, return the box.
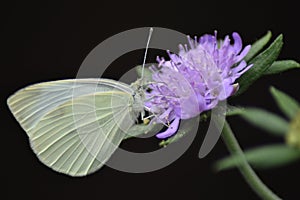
[244,31,272,62]
[236,34,283,96]
[270,86,300,119]
[215,144,300,171]
[225,105,244,116]
[238,108,289,136]
[264,60,300,75]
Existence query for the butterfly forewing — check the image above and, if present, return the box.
[7,79,134,135]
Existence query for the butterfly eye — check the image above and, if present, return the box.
[146,88,152,93]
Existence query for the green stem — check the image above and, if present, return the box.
[222,120,282,200]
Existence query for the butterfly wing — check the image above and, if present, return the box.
[7,79,140,176]
[7,79,133,135]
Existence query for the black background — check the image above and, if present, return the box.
[1,0,300,199]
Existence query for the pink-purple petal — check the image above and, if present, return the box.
[156,117,181,139]
[235,45,251,63]
[232,32,243,53]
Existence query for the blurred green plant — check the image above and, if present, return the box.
[216,87,300,171]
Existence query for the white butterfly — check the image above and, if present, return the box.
[7,28,154,176]
[8,78,148,176]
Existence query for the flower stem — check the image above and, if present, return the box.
[222,120,282,200]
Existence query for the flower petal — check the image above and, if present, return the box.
[232,32,242,53]
[156,117,181,139]
[235,45,251,62]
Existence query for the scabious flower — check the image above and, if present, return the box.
[145,31,253,139]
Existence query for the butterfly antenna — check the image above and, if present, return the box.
[140,28,153,122]
[141,27,153,81]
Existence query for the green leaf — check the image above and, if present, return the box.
[215,144,300,171]
[238,108,289,136]
[225,105,244,116]
[244,31,272,62]
[264,60,300,75]
[124,123,163,140]
[236,34,283,96]
[270,86,300,119]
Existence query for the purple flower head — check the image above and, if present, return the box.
[145,31,252,139]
